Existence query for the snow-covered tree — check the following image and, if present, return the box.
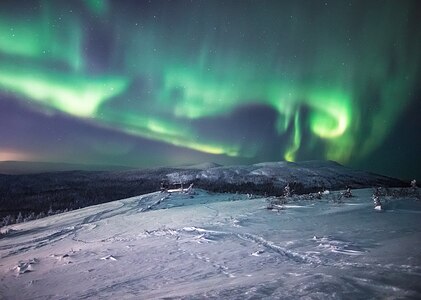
[342,187,352,198]
[36,212,46,219]
[372,188,382,207]
[2,215,14,226]
[16,212,23,223]
[48,206,54,216]
[284,183,291,197]
[24,212,36,222]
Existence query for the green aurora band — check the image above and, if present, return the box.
[0,0,420,163]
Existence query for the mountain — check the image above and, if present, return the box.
[0,161,134,175]
[176,162,223,170]
[165,160,404,193]
[0,160,405,227]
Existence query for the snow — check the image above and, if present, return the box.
[1,189,420,299]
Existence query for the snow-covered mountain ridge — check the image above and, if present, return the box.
[0,160,405,229]
[164,160,403,193]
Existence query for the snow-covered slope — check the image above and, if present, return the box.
[0,160,405,228]
[1,189,420,299]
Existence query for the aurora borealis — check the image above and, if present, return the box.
[0,0,420,179]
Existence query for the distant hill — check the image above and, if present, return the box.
[176,162,222,170]
[0,161,134,175]
[163,160,405,194]
[0,160,406,222]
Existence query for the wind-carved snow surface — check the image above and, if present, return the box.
[1,189,420,299]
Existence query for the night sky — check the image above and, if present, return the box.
[0,0,420,179]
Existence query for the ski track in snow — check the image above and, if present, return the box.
[1,188,421,299]
[180,226,318,264]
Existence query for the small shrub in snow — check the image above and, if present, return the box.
[341,187,352,198]
[0,227,10,238]
[266,196,286,211]
[332,193,343,204]
[372,188,382,207]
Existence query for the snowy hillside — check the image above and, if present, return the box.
[1,189,420,299]
[1,160,404,229]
